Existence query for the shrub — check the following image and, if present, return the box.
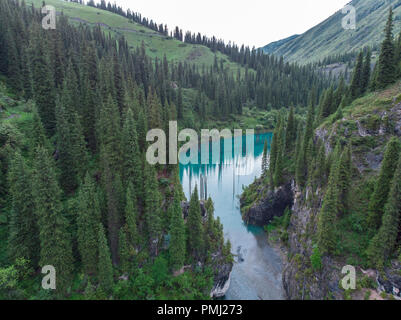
[310,246,323,271]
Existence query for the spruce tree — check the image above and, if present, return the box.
[169,189,186,271]
[187,185,204,261]
[317,158,339,255]
[33,146,74,293]
[261,139,269,174]
[118,228,130,274]
[97,223,114,294]
[377,8,396,89]
[143,163,162,255]
[361,49,371,94]
[367,137,401,229]
[122,108,142,200]
[124,182,139,248]
[285,107,296,155]
[367,155,401,267]
[337,145,352,216]
[30,28,56,135]
[350,51,364,99]
[7,151,39,266]
[273,121,284,187]
[77,172,101,275]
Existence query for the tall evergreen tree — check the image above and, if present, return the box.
[261,139,269,173]
[33,146,74,293]
[30,28,56,135]
[350,51,364,99]
[187,186,204,261]
[367,137,401,229]
[367,155,401,267]
[361,49,371,94]
[337,145,352,216]
[143,163,162,255]
[97,223,114,294]
[76,173,101,275]
[285,107,296,155]
[122,108,142,200]
[7,151,38,266]
[317,158,339,255]
[376,8,396,89]
[169,189,186,271]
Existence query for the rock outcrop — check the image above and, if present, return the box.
[210,253,232,298]
[378,261,401,299]
[243,183,293,227]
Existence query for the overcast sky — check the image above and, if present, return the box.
[113,0,351,47]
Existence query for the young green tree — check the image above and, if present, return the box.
[30,28,56,135]
[33,146,74,293]
[376,8,396,89]
[169,189,186,271]
[367,137,401,229]
[261,139,269,173]
[122,108,142,200]
[77,172,101,275]
[337,145,352,216]
[7,151,39,266]
[143,163,162,255]
[124,182,139,248]
[367,155,401,267]
[361,49,372,94]
[187,186,204,261]
[285,107,296,155]
[317,156,339,255]
[97,223,114,294]
[350,51,364,99]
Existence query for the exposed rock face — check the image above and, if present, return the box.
[243,183,293,226]
[282,100,401,300]
[378,261,401,299]
[210,253,232,298]
[282,184,343,300]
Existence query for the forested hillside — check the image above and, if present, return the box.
[242,8,401,300]
[0,0,236,299]
[24,0,331,130]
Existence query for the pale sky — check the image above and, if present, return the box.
[113,0,351,47]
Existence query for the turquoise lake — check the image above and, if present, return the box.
[179,132,284,300]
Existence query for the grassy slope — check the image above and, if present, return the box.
[262,0,401,64]
[27,0,243,72]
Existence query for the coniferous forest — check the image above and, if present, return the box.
[0,0,400,302]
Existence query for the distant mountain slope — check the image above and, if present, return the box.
[261,34,299,54]
[261,0,401,64]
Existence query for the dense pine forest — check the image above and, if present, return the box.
[0,0,239,299]
[1,0,400,301]
[242,8,401,300]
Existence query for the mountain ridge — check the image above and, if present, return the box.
[261,0,401,64]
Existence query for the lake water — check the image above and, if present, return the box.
[179,133,284,300]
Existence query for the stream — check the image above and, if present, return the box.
[179,132,284,300]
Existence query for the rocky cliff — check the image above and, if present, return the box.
[242,183,293,227]
[241,83,401,300]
